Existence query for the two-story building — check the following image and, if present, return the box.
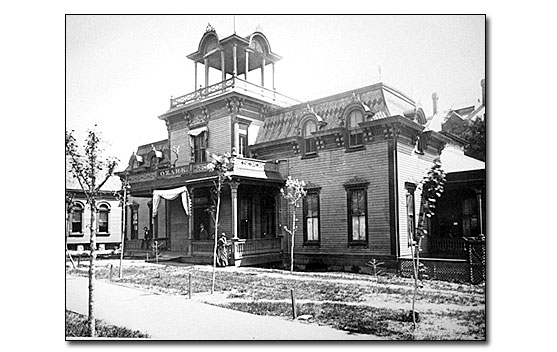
[118,25,485,272]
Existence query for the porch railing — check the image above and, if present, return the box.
[191,238,282,259]
[429,237,467,258]
[233,238,282,258]
[170,77,301,109]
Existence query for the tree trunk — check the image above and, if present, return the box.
[290,208,295,273]
[88,201,97,337]
[65,212,76,269]
[119,188,126,279]
[211,191,221,294]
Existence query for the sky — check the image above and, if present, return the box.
[66,15,485,172]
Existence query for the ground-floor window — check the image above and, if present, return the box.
[405,183,416,246]
[303,191,320,244]
[131,205,139,239]
[98,203,110,233]
[347,187,368,243]
[71,202,84,234]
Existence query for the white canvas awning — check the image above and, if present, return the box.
[152,186,191,217]
[187,126,208,137]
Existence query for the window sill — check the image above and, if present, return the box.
[69,233,84,237]
[348,241,368,247]
[345,145,365,153]
[97,232,110,237]
[301,153,318,160]
[303,241,320,247]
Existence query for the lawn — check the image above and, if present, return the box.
[66,259,485,340]
[66,309,149,338]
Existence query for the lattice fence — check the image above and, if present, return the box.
[398,258,470,283]
[469,243,486,284]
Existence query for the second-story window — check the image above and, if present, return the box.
[347,109,364,148]
[239,133,247,157]
[194,133,207,163]
[303,120,317,156]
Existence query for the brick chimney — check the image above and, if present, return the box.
[480,79,485,106]
[432,92,439,115]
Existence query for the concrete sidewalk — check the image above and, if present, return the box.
[66,275,378,340]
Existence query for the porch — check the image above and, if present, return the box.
[189,237,283,266]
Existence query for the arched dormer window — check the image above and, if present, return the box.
[345,108,365,148]
[70,202,84,234]
[150,155,159,169]
[303,119,317,156]
[97,203,110,234]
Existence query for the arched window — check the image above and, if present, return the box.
[151,155,159,169]
[98,203,110,233]
[71,203,84,234]
[346,109,364,148]
[303,119,317,156]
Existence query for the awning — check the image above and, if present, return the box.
[152,186,191,217]
[187,126,208,137]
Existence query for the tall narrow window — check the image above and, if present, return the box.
[303,191,320,244]
[193,133,207,163]
[303,120,317,156]
[462,197,478,236]
[261,193,276,237]
[238,133,247,156]
[98,204,110,233]
[131,205,139,240]
[71,203,84,234]
[405,183,416,246]
[347,109,364,148]
[347,188,367,243]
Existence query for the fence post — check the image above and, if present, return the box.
[109,264,113,282]
[291,289,297,319]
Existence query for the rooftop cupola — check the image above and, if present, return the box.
[186,24,282,91]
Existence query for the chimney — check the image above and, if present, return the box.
[480,79,485,106]
[432,92,439,115]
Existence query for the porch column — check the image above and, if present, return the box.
[261,56,266,88]
[221,49,226,83]
[475,188,484,235]
[272,62,276,100]
[245,49,249,81]
[194,61,198,91]
[233,44,238,77]
[230,180,240,239]
[204,57,209,88]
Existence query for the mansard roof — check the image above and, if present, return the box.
[255,83,424,143]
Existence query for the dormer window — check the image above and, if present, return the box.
[347,109,364,148]
[302,119,317,156]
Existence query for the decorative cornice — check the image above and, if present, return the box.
[343,176,370,188]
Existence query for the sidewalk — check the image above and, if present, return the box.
[66,275,379,340]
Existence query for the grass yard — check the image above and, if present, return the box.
[66,310,149,338]
[66,259,485,340]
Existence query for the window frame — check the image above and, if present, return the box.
[97,203,110,235]
[303,190,320,245]
[193,132,207,163]
[70,202,84,236]
[405,182,417,246]
[345,108,365,149]
[301,118,318,158]
[131,204,139,240]
[346,186,369,245]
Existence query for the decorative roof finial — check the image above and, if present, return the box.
[206,23,215,33]
[255,24,263,32]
